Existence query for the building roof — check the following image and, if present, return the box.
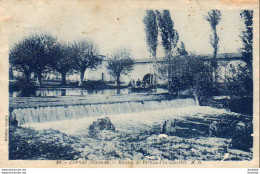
[133,53,243,64]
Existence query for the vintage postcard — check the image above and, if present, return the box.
[0,0,259,168]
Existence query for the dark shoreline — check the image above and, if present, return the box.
[200,96,253,116]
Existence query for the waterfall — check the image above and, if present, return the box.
[12,98,198,125]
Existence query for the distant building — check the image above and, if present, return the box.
[78,52,244,85]
[10,53,244,85]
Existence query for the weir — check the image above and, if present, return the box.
[12,98,198,125]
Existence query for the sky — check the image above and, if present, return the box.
[8,3,245,59]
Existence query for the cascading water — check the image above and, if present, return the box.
[12,98,198,125]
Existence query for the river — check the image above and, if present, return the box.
[9,87,168,97]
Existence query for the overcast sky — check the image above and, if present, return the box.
[9,5,245,59]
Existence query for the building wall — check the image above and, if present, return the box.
[124,63,153,82]
[85,62,112,82]
[11,57,245,85]
[83,61,155,85]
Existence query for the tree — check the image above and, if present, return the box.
[143,10,159,85]
[9,33,58,86]
[240,10,253,71]
[143,10,158,59]
[205,10,222,83]
[177,41,188,55]
[51,43,73,85]
[106,48,134,86]
[10,40,34,80]
[225,63,253,115]
[71,39,102,87]
[221,10,254,111]
[9,64,14,79]
[159,54,212,103]
[226,64,253,97]
[156,10,179,56]
[156,10,179,88]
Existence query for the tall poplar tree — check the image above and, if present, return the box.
[156,10,179,56]
[143,10,158,85]
[240,10,253,71]
[205,10,222,83]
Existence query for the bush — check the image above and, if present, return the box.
[225,64,253,97]
[160,54,213,102]
[223,64,253,115]
[9,127,79,160]
[228,96,253,115]
[11,77,37,97]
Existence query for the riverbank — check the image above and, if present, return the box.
[9,126,80,160]
[200,96,253,116]
[9,79,130,93]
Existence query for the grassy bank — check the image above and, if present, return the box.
[9,126,80,160]
[9,127,252,161]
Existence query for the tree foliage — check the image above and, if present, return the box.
[51,43,73,85]
[10,40,34,79]
[159,54,213,102]
[225,63,253,115]
[240,10,253,71]
[205,10,222,84]
[143,10,158,58]
[143,10,159,85]
[9,33,59,86]
[177,41,188,55]
[226,64,253,97]
[156,10,179,56]
[106,48,134,86]
[205,10,221,68]
[70,39,101,86]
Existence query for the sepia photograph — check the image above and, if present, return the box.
[0,0,259,169]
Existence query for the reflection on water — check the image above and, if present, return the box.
[9,88,168,97]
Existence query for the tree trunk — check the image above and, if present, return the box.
[9,68,14,79]
[116,75,120,87]
[78,69,86,87]
[212,62,218,91]
[152,54,156,86]
[61,89,66,96]
[212,69,216,83]
[193,90,200,105]
[212,30,218,86]
[61,72,67,86]
[37,72,42,87]
[24,71,31,80]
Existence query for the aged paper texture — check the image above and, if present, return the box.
[0,0,259,168]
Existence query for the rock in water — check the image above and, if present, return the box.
[9,108,18,127]
[231,121,252,151]
[209,121,218,137]
[161,119,178,135]
[9,118,18,127]
[88,117,115,137]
